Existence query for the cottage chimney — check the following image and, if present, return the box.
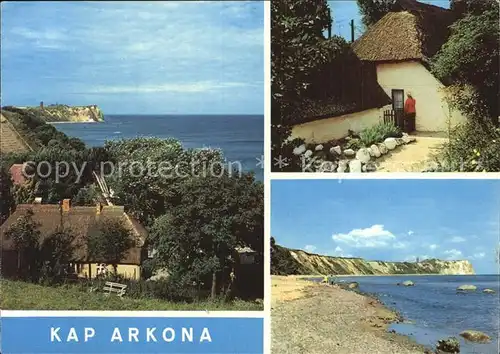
[96,202,102,215]
[62,199,71,212]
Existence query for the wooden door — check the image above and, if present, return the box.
[391,89,405,129]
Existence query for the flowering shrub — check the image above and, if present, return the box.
[434,120,500,172]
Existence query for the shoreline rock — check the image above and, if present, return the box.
[436,337,460,353]
[457,284,476,291]
[459,330,491,343]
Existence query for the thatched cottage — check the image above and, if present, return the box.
[290,0,466,144]
[352,0,466,132]
[0,200,148,280]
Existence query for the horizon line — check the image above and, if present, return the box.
[105,113,264,116]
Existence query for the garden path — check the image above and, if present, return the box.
[375,132,448,172]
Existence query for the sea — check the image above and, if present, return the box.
[52,114,264,181]
[332,275,500,354]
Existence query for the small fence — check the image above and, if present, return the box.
[383,109,412,132]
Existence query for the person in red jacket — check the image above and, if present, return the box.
[404,92,416,132]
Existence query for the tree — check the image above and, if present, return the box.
[105,137,225,226]
[271,0,336,171]
[357,0,395,27]
[39,226,76,283]
[432,7,499,120]
[72,185,99,206]
[4,209,41,280]
[0,165,14,224]
[450,0,498,18]
[87,218,134,275]
[149,173,263,299]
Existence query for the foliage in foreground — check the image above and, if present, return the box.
[0,279,262,311]
[149,173,264,298]
[432,7,499,120]
[359,122,402,147]
[271,0,335,172]
[0,165,14,223]
[86,217,135,275]
[431,120,500,172]
[431,3,499,171]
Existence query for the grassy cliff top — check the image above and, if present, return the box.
[7,104,104,123]
[272,243,475,276]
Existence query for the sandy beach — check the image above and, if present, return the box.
[271,275,428,354]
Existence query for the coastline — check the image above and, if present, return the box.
[48,120,100,124]
[291,273,475,278]
[271,275,428,354]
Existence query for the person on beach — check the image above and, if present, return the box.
[404,92,416,132]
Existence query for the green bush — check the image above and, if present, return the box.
[84,275,201,302]
[345,138,362,150]
[432,120,500,172]
[359,122,402,147]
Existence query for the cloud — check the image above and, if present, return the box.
[443,249,463,260]
[9,27,69,49]
[450,236,466,243]
[469,252,486,260]
[393,241,408,249]
[429,244,439,250]
[1,1,263,113]
[85,81,251,94]
[408,230,414,236]
[332,224,396,248]
[304,245,317,253]
[331,246,352,258]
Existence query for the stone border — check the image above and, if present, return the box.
[293,133,417,173]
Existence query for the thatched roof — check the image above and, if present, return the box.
[353,0,454,62]
[0,204,147,265]
[288,41,391,125]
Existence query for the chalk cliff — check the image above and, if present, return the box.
[272,244,475,275]
[13,104,104,122]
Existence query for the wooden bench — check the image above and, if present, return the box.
[103,281,127,297]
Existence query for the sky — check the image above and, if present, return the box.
[1,1,263,114]
[271,179,500,274]
[329,0,450,40]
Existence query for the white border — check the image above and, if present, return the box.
[263,1,271,354]
[1,0,270,351]
[270,172,500,180]
[0,310,264,318]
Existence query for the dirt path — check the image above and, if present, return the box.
[0,113,32,154]
[375,133,448,172]
[271,275,427,354]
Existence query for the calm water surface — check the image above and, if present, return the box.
[334,275,500,354]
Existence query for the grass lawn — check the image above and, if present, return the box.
[0,280,263,311]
